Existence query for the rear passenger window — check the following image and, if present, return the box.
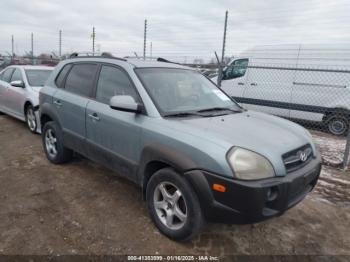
[1,68,14,83]
[96,65,139,104]
[64,64,98,97]
[55,64,72,88]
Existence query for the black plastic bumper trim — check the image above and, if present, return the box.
[184,155,321,224]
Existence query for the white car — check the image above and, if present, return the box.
[0,65,53,133]
[219,44,350,135]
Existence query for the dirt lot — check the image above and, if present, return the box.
[0,115,349,256]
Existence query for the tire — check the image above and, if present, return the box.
[146,168,204,241]
[326,113,349,136]
[25,104,38,133]
[42,121,73,164]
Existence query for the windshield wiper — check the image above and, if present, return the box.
[163,112,205,118]
[196,107,242,113]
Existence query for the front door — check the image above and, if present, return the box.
[86,64,143,181]
[6,68,26,119]
[220,58,249,99]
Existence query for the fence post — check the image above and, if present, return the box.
[31,33,34,65]
[143,19,147,60]
[11,35,14,62]
[217,10,228,87]
[214,51,220,76]
[342,129,350,169]
[92,27,96,55]
[59,30,62,58]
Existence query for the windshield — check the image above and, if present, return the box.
[135,68,241,116]
[25,69,52,86]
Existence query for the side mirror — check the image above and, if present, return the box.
[10,80,25,88]
[221,68,227,80]
[109,95,143,113]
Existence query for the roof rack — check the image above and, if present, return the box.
[157,57,181,65]
[68,52,127,61]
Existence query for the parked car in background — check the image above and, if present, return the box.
[39,54,321,241]
[0,65,53,133]
[219,44,350,135]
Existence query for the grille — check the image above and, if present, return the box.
[282,144,313,173]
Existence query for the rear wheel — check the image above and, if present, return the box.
[146,168,204,241]
[25,105,37,133]
[326,114,349,136]
[42,121,73,164]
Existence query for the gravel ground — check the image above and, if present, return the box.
[0,115,349,257]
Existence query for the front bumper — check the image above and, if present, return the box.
[185,154,321,224]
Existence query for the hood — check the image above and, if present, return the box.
[165,111,313,176]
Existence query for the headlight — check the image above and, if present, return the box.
[227,147,275,180]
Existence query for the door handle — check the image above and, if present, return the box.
[238,82,245,85]
[250,83,257,86]
[53,100,62,107]
[88,113,100,121]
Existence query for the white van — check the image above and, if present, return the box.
[220,44,350,135]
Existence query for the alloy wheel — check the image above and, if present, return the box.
[45,129,58,158]
[26,108,37,132]
[153,182,188,230]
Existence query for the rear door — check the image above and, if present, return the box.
[86,64,143,181]
[53,63,99,154]
[0,68,15,112]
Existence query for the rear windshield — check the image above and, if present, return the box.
[25,69,52,86]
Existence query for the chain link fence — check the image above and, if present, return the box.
[215,58,350,168]
[0,55,59,70]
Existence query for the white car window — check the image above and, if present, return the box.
[0,68,15,83]
[10,68,23,83]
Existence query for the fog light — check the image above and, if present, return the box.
[266,186,278,201]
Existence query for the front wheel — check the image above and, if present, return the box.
[25,105,38,133]
[42,121,73,164]
[146,168,204,241]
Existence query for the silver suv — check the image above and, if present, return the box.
[39,54,321,241]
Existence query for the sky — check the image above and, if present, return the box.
[0,0,350,62]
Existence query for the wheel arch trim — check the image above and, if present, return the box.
[40,103,61,128]
[137,144,199,198]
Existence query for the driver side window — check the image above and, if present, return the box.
[10,68,23,83]
[223,59,248,80]
[96,65,140,104]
